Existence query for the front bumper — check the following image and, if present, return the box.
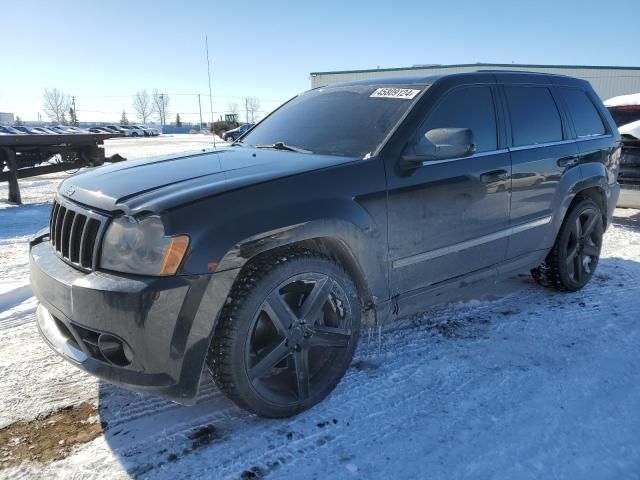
[29,235,238,404]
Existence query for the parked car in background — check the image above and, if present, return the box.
[46,125,74,134]
[0,125,27,135]
[30,127,59,135]
[118,125,143,137]
[223,123,254,141]
[104,125,130,136]
[30,71,620,418]
[605,93,640,208]
[129,125,150,137]
[12,126,44,135]
[88,127,112,134]
[65,126,90,134]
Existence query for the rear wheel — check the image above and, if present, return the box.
[207,249,361,417]
[531,197,604,291]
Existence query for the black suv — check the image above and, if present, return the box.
[30,71,620,417]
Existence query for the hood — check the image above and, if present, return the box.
[58,147,357,214]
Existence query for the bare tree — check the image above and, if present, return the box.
[43,88,71,122]
[227,101,239,121]
[245,97,260,123]
[152,89,170,126]
[132,90,152,123]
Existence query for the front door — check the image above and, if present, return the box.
[386,84,511,295]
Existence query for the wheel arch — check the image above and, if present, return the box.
[214,219,388,328]
[569,173,609,228]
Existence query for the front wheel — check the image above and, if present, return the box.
[207,249,361,417]
[531,197,604,291]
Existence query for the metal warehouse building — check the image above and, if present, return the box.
[310,63,640,101]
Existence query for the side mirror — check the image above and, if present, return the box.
[400,128,476,169]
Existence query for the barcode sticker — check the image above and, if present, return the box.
[370,88,420,99]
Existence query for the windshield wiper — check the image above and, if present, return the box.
[255,142,312,154]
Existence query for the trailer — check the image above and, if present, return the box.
[0,133,126,204]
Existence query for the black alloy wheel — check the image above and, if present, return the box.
[246,272,353,406]
[563,207,603,284]
[532,197,604,291]
[208,250,360,417]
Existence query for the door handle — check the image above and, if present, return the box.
[480,169,509,184]
[558,155,579,168]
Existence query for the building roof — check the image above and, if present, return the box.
[310,62,640,76]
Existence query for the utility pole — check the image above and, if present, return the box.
[159,93,165,126]
[245,98,249,124]
[205,34,216,148]
[198,94,203,129]
[72,96,77,114]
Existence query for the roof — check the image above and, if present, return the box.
[322,70,583,89]
[329,74,446,87]
[310,62,640,76]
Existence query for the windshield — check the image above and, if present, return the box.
[240,84,427,157]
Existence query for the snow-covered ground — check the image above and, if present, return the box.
[1,135,640,479]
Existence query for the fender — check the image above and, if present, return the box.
[217,215,388,303]
[165,156,391,306]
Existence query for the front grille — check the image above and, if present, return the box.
[49,199,106,271]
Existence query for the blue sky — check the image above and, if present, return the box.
[2,0,637,123]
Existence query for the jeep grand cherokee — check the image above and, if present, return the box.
[30,71,620,417]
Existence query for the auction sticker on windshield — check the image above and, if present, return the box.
[370,88,421,99]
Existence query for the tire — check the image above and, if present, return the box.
[531,197,604,292]
[207,248,361,418]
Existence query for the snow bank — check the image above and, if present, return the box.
[619,119,640,140]
[604,92,640,107]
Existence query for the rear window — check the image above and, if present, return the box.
[505,86,563,147]
[561,88,606,137]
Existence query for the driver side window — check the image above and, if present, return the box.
[418,86,498,154]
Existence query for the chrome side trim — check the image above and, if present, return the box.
[509,139,574,152]
[576,134,612,142]
[392,215,553,269]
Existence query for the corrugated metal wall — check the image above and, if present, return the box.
[310,65,640,101]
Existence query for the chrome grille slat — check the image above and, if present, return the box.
[49,203,60,247]
[78,217,91,268]
[54,206,66,251]
[68,214,84,264]
[49,199,106,272]
[60,210,75,257]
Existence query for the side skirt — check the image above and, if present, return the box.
[378,249,548,324]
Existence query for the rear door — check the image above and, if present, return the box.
[501,81,579,259]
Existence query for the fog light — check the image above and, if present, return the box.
[98,333,133,367]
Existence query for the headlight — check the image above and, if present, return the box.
[100,215,189,276]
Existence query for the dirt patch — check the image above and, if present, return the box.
[435,320,466,338]
[189,424,222,450]
[0,402,103,469]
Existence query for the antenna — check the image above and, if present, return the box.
[205,34,216,149]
